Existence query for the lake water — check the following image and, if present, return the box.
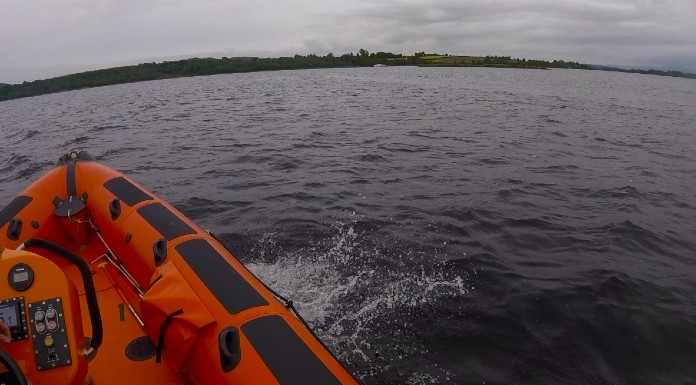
[1,67,695,384]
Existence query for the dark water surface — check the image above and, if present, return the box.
[1,67,695,384]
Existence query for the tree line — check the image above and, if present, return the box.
[0,51,415,101]
[1,50,693,102]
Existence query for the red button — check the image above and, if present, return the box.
[47,321,58,331]
[36,323,46,333]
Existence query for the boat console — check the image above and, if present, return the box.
[0,248,88,385]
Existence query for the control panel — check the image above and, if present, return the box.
[0,249,87,385]
[0,297,29,341]
[28,298,72,370]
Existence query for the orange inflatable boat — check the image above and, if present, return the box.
[0,150,361,385]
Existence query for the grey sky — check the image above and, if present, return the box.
[2,0,695,83]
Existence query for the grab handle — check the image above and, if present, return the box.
[6,218,23,241]
[109,199,121,220]
[153,238,167,266]
[219,327,241,372]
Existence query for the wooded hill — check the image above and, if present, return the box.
[1,50,693,102]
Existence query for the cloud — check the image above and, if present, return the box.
[308,0,696,67]
[1,0,694,83]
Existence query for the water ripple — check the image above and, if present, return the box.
[0,67,695,385]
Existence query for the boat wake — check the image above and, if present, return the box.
[244,214,472,383]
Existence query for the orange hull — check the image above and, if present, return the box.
[0,151,359,385]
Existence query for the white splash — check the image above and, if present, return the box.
[245,216,472,383]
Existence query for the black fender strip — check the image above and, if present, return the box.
[104,177,153,207]
[176,239,269,315]
[242,315,343,385]
[137,203,195,241]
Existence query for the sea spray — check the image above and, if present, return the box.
[245,213,471,383]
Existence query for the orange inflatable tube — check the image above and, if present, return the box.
[0,151,360,385]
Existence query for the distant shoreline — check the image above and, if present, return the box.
[1,52,694,102]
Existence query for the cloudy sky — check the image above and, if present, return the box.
[2,0,695,83]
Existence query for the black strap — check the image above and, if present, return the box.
[155,308,184,363]
[66,160,77,197]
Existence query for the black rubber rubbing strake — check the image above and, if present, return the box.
[0,196,32,229]
[137,203,195,241]
[242,315,342,385]
[176,239,268,314]
[104,177,153,206]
